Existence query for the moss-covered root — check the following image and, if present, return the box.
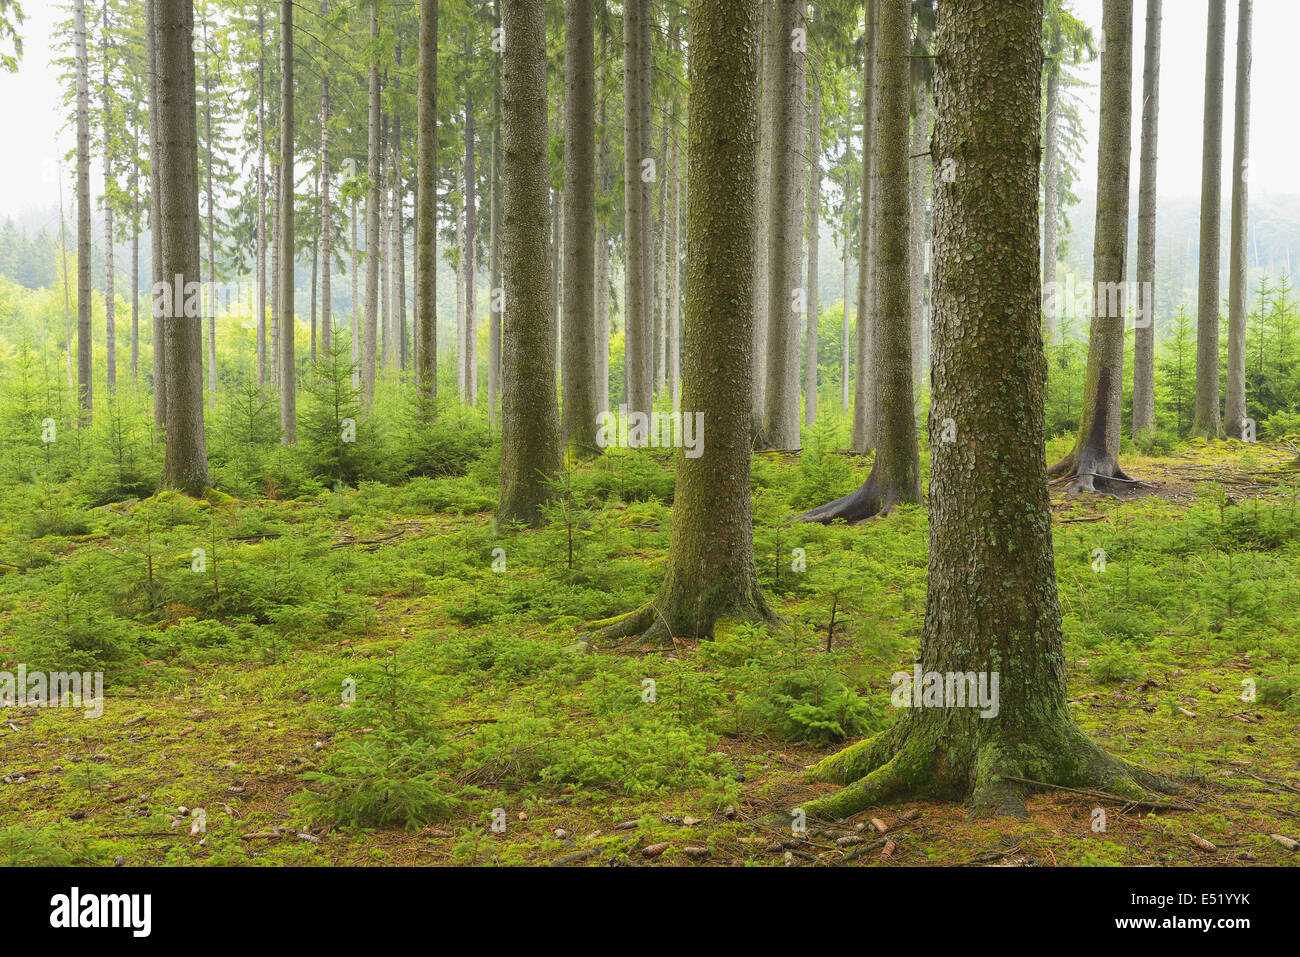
[801,720,1179,823]
[591,598,777,645]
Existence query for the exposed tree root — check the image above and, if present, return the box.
[592,593,778,646]
[795,716,1178,823]
[797,473,907,525]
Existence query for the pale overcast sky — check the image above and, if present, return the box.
[0,0,1294,224]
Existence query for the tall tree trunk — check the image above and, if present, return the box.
[909,43,930,411]
[310,232,318,361]
[59,164,74,392]
[668,103,681,408]
[362,0,380,406]
[1193,0,1227,439]
[805,73,820,427]
[841,163,851,413]
[487,0,502,418]
[803,0,1173,822]
[131,113,140,380]
[380,116,391,371]
[593,18,609,417]
[156,0,209,494]
[655,92,670,396]
[1042,37,1061,343]
[351,195,359,388]
[622,0,652,417]
[763,0,805,450]
[1051,0,1137,493]
[270,158,280,385]
[203,15,215,409]
[801,0,917,523]
[145,0,165,426]
[752,0,778,429]
[463,70,477,403]
[278,0,296,442]
[320,0,332,353]
[74,0,92,424]
[415,0,438,399]
[1132,0,1161,438]
[101,1,116,394]
[561,0,598,455]
[393,48,406,372]
[851,0,878,453]
[256,0,267,387]
[456,203,466,394]
[497,0,561,527]
[598,0,773,643]
[1224,0,1252,440]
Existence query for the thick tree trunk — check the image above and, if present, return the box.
[805,75,820,428]
[74,0,92,424]
[156,0,209,494]
[362,0,380,406]
[803,0,1173,821]
[800,0,917,524]
[1193,0,1226,439]
[622,0,652,418]
[415,0,438,400]
[1042,39,1061,344]
[668,110,681,408]
[497,0,561,527]
[1050,0,1138,494]
[598,0,774,643]
[1224,0,1252,440]
[278,0,295,442]
[561,0,598,456]
[763,0,805,450]
[909,55,930,411]
[851,0,878,454]
[594,28,610,418]
[1132,0,1162,438]
[752,0,778,430]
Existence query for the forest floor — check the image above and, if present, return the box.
[1,439,1299,866]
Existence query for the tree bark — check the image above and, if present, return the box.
[805,73,820,428]
[101,0,116,394]
[1042,37,1061,344]
[622,0,652,417]
[362,0,380,406]
[320,0,332,352]
[1132,0,1161,438]
[74,0,92,423]
[415,0,438,400]
[752,0,778,430]
[1049,0,1138,494]
[463,60,477,402]
[800,0,917,524]
[487,0,502,419]
[156,0,209,494]
[256,0,267,388]
[762,0,805,450]
[1193,0,1226,439]
[598,0,774,643]
[497,0,561,527]
[278,0,295,442]
[851,0,878,454]
[909,41,930,412]
[561,0,598,456]
[145,0,165,427]
[803,0,1173,821]
[1224,0,1252,440]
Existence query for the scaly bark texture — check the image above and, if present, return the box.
[1193,0,1226,439]
[597,0,774,645]
[561,0,598,457]
[763,0,806,450]
[1132,0,1162,438]
[622,0,652,418]
[415,0,438,400]
[496,0,561,528]
[1224,0,1252,440]
[802,0,1173,822]
[804,74,821,429]
[800,0,917,524]
[157,0,210,495]
[1048,0,1139,495]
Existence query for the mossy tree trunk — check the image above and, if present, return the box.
[802,0,1173,822]
[1048,0,1139,495]
[496,0,561,528]
[598,0,774,644]
[799,0,917,524]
